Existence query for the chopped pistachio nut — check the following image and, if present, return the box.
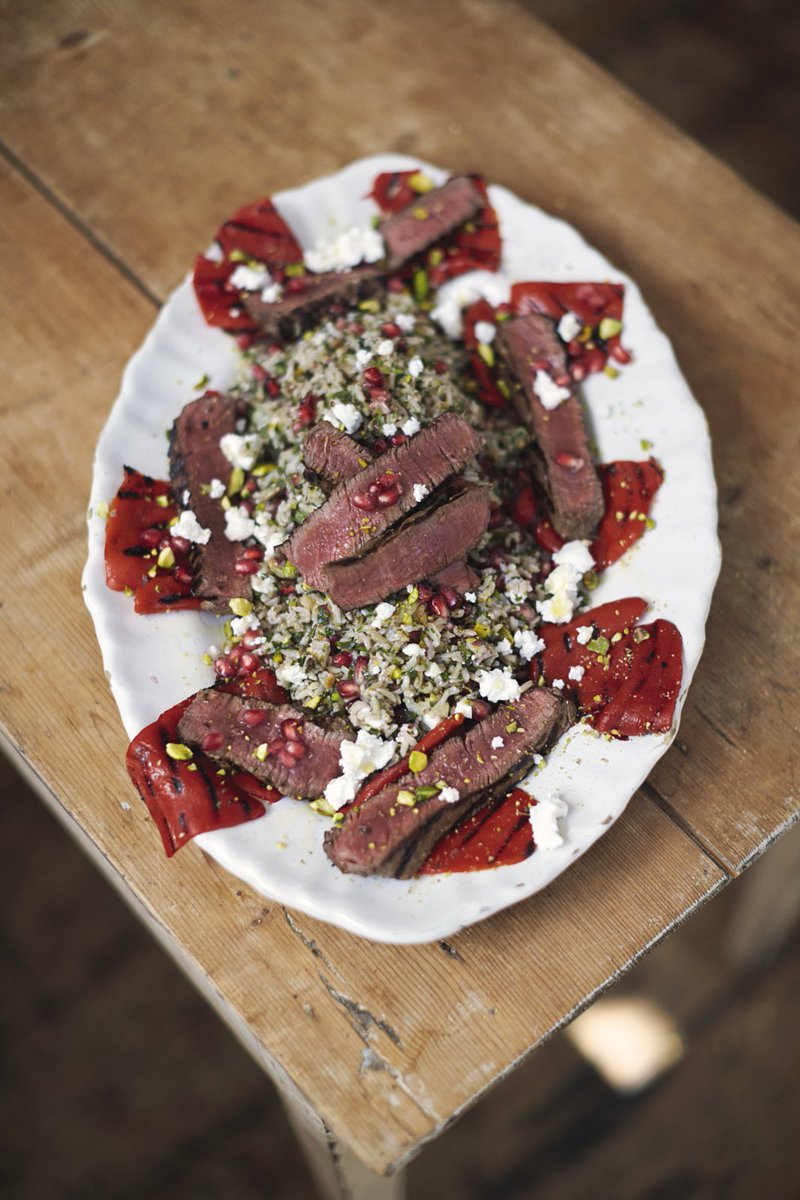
[165,742,193,761]
[598,317,623,340]
[95,500,109,519]
[412,206,429,220]
[284,262,306,277]
[228,466,246,496]
[397,790,416,807]
[229,597,253,617]
[194,372,210,391]
[155,494,170,508]
[156,546,175,569]
[409,171,435,193]
[310,798,337,817]
[412,268,429,302]
[587,636,610,655]
[477,343,495,368]
[304,695,322,710]
[408,750,428,773]
[253,743,269,762]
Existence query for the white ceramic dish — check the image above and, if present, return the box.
[83,154,720,944]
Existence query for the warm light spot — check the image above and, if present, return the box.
[566,996,684,1092]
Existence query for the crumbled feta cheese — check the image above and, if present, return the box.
[355,347,373,367]
[430,270,511,338]
[552,678,565,689]
[402,416,421,436]
[182,488,190,506]
[496,638,512,655]
[513,629,545,661]
[231,613,259,637]
[407,356,424,378]
[172,508,211,545]
[464,592,477,603]
[205,243,224,263]
[536,540,595,625]
[402,643,424,658]
[376,338,394,357]
[395,312,415,332]
[253,522,288,558]
[454,699,473,719]
[439,786,460,804]
[532,753,544,766]
[491,736,504,749]
[276,661,307,689]
[373,602,395,625]
[533,370,571,411]
[324,731,397,810]
[474,320,496,345]
[329,402,363,435]
[557,311,582,343]
[208,477,226,499]
[229,263,273,292]
[382,421,398,436]
[304,225,385,273]
[220,432,261,471]
[224,506,256,542]
[476,668,521,703]
[568,665,585,682]
[553,540,595,575]
[260,282,283,304]
[529,792,568,849]
[413,483,430,503]
[576,625,593,645]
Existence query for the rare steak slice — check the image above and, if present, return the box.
[286,413,481,590]
[302,420,374,489]
[177,689,352,800]
[322,484,491,610]
[325,687,573,877]
[168,392,249,612]
[496,313,604,540]
[243,264,386,341]
[379,176,485,270]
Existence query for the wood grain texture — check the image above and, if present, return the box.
[1,0,798,1173]
[0,151,726,1172]
[1,0,798,871]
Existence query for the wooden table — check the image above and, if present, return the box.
[2,3,798,1195]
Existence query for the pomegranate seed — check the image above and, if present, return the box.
[390,433,407,446]
[349,322,365,335]
[376,487,401,508]
[242,545,263,560]
[174,566,194,586]
[201,731,225,753]
[585,347,606,374]
[235,559,261,575]
[268,738,285,756]
[434,360,447,375]
[239,499,254,515]
[281,718,301,741]
[555,451,584,472]
[140,528,162,548]
[417,584,433,603]
[240,708,267,729]
[241,630,263,649]
[214,657,236,679]
[554,373,572,388]
[251,363,268,382]
[287,277,307,294]
[239,652,260,675]
[284,739,306,761]
[354,655,369,683]
[331,651,352,667]
[227,646,243,668]
[362,367,385,390]
[241,479,256,496]
[278,748,299,769]
[430,595,450,619]
[610,343,632,364]
[571,362,587,382]
[370,437,389,454]
[441,586,459,609]
[338,680,361,699]
[471,699,491,720]
[567,339,581,356]
[353,492,378,512]
[380,321,402,338]
[266,377,280,398]
[368,389,390,407]
[235,333,255,350]
[278,582,296,595]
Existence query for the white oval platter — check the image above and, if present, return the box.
[83,154,720,944]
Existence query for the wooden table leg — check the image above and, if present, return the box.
[278,1076,407,1200]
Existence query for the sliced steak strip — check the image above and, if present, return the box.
[177,689,352,800]
[322,484,491,610]
[325,686,573,877]
[243,264,386,341]
[379,176,485,270]
[168,393,248,612]
[496,313,604,540]
[302,420,374,489]
[286,413,481,591]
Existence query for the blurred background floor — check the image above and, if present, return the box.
[2,1,798,1196]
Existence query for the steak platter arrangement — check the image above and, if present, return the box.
[104,166,683,882]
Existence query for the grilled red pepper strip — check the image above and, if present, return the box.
[590,459,664,570]
[353,712,466,808]
[104,467,201,614]
[420,786,535,874]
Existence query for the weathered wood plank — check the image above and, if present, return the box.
[0,156,726,1172]
[1,0,798,871]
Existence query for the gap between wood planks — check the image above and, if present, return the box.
[0,138,161,309]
